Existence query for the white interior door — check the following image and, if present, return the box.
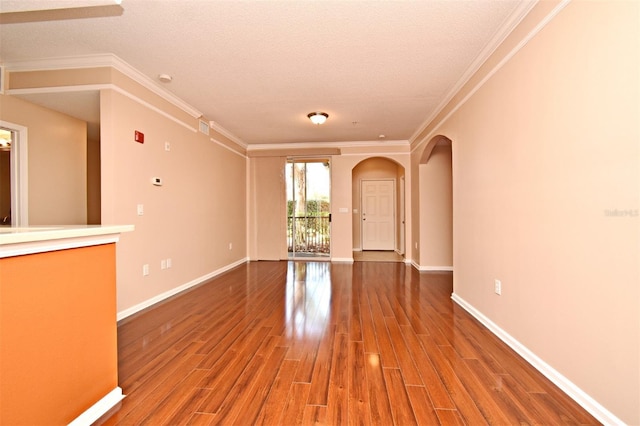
[361,179,395,250]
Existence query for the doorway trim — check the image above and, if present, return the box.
[399,176,405,255]
[0,120,28,226]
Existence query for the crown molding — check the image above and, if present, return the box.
[210,137,247,159]
[0,1,121,13]
[246,139,409,152]
[209,121,248,149]
[410,0,569,154]
[3,53,203,118]
[7,83,198,133]
[3,53,251,151]
[409,0,538,145]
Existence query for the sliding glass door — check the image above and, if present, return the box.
[286,159,331,259]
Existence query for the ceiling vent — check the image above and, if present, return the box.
[198,119,209,135]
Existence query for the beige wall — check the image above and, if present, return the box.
[100,88,247,313]
[249,156,287,260]
[4,2,635,420]
[351,157,404,251]
[418,142,452,268]
[412,1,639,423]
[0,94,87,225]
[247,150,411,262]
[4,67,248,315]
[331,151,411,261]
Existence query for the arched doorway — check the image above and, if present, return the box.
[417,135,452,270]
[352,157,406,261]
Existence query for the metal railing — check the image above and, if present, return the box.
[287,216,330,254]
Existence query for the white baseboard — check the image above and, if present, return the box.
[411,262,453,272]
[68,387,124,426]
[451,293,625,426]
[423,265,453,271]
[117,258,248,321]
[331,257,354,263]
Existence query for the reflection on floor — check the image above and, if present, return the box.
[288,252,330,260]
[353,250,404,262]
[287,251,404,262]
[104,261,597,425]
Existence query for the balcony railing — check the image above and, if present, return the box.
[287,216,330,254]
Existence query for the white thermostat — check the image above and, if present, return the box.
[151,177,163,186]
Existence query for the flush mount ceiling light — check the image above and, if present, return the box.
[307,112,328,125]
[158,73,172,83]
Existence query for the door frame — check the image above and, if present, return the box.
[286,157,331,259]
[360,178,396,251]
[399,176,405,255]
[0,120,28,226]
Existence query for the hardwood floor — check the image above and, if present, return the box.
[353,250,404,262]
[100,261,599,425]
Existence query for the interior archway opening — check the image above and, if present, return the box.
[417,135,453,271]
[351,156,406,263]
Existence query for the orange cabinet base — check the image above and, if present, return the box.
[0,244,120,425]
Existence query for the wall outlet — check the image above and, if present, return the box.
[166,258,172,268]
[164,141,171,151]
[161,259,167,270]
[228,243,233,250]
[143,264,149,276]
[494,279,502,295]
[137,204,144,216]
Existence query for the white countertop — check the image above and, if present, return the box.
[0,225,134,257]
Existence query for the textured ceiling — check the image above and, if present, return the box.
[0,0,534,146]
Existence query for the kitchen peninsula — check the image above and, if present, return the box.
[0,225,133,425]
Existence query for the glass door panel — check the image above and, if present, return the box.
[286,159,331,259]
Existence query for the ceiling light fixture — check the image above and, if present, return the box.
[158,74,172,83]
[308,112,328,125]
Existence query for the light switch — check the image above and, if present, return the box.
[137,204,144,216]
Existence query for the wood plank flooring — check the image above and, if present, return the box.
[353,251,404,262]
[99,261,599,425]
